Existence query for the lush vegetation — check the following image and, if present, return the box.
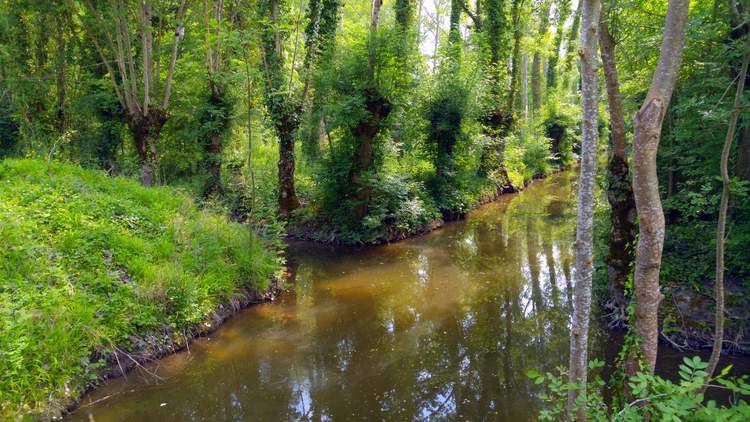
[1,0,750,420]
[0,159,281,419]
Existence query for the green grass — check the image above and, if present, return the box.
[0,159,282,419]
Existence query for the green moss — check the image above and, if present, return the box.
[0,159,281,419]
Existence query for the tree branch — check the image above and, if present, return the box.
[162,0,187,110]
[462,1,482,31]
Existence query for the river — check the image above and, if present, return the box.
[67,171,746,421]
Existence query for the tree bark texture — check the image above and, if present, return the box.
[630,0,690,374]
[566,0,600,420]
[599,12,635,318]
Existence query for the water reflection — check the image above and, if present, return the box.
[70,172,590,422]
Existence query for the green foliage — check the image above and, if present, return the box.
[529,357,750,421]
[541,99,580,168]
[0,159,281,419]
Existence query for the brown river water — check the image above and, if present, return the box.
[67,171,748,421]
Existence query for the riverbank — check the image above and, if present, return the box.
[0,159,282,420]
[286,170,552,245]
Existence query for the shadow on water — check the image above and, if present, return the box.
[67,171,748,421]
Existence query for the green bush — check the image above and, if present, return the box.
[0,159,282,419]
[529,357,750,421]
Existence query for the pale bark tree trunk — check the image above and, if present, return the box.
[704,30,750,384]
[599,11,635,320]
[630,0,690,374]
[566,0,600,420]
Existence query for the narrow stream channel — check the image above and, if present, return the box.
[67,171,747,421]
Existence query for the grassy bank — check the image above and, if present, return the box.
[0,159,282,420]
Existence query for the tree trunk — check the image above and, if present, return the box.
[127,111,167,187]
[350,90,391,219]
[704,29,750,384]
[507,0,523,112]
[205,129,223,196]
[278,117,300,214]
[737,125,750,181]
[548,0,572,88]
[531,52,542,112]
[532,1,551,112]
[599,12,635,320]
[566,0,600,420]
[563,1,583,92]
[630,0,690,375]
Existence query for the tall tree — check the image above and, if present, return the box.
[531,0,551,112]
[599,5,635,320]
[259,0,301,215]
[202,0,232,197]
[506,0,525,113]
[476,0,514,190]
[562,0,582,92]
[566,0,600,419]
[730,1,750,181]
[86,0,188,187]
[259,0,340,215]
[348,0,392,219]
[547,0,572,88]
[630,0,690,374]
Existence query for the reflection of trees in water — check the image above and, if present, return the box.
[241,175,577,421]
[98,174,578,421]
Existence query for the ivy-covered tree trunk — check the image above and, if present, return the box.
[630,0,690,375]
[567,0,600,419]
[351,91,391,219]
[201,1,232,198]
[350,0,389,220]
[599,11,635,320]
[477,0,513,189]
[260,0,301,215]
[507,0,523,113]
[126,111,166,187]
[277,117,301,213]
